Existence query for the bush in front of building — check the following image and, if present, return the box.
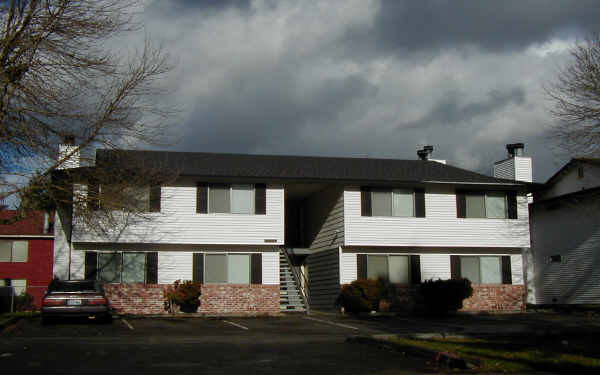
[418,278,473,315]
[163,280,202,313]
[335,278,387,314]
[14,292,35,312]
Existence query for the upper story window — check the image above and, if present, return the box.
[196,183,266,215]
[89,183,161,213]
[457,191,517,219]
[0,240,28,262]
[361,187,425,217]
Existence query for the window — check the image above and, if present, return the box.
[97,185,160,212]
[204,253,251,284]
[208,184,255,214]
[458,256,502,284]
[367,255,410,284]
[93,252,149,284]
[0,279,27,295]
[371,189,415,217]
[0,241,28,262]
[465,192,507,218]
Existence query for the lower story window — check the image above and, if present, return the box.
[367,255,410,284]
[0,279,27,295]
[97,252,147,284]
[204,253,251,284]
[459,256,502,284]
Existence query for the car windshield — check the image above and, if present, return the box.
[48,280,99,293]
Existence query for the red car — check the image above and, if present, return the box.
[41,280,111,324]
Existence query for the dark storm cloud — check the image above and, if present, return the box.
[347,0,600,53]
[398,88,526,130]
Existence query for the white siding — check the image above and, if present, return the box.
[340,252,357,284]
[70,250,85,280]
[261,251,279,285]
[53,211,70,280]
[344,187,530,248]
[511,254,524,285]
[72,185,284,245]
[493,157,532,183]
[158,252,193,284]
[420,254,451,281]
[537,162,600,201]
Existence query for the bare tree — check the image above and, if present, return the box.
[0,0,176,222]
[547,34,600,157]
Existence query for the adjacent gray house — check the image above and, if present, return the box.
[530,158,600,306]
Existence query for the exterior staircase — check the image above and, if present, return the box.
[279,248,308,313]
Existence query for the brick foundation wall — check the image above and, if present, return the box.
[104,284,280,316]
[461,284,525,312]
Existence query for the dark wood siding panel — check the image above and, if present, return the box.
[196,183,208,213]
[87,179,99,210]
[360,187,371,216]
[251,253,262,284]
[305,187,344,252]
[145,252,158,284]
[450,255,461,279]
[357,254,367,280]
[414,188,425,218]
[255,184,266,215]
[84,252,97,281]
[306,249,340,310]
[456,191,466,218]
[193,253,203,283]
[149,186,161,212]
[507,191,518,219]
[410,255,421,284]
[502,256,512,284]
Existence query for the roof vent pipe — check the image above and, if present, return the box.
[417,145,434,160]
[506,143,524,158]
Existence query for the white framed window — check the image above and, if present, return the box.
[367,255,410,284]
[208,184,255,214]
[459,256,502,284]
[465,192,507,219]
[2,279,27,295]
[204,253,251,284]
[371,189,415,217]
[0,241,28,262]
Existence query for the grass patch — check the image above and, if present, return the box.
[0,311,40,326]
[390,336,600,373]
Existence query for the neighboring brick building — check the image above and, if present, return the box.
[0,210,54,308]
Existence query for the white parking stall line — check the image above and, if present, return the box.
[223,320,249,330]
[304,317,359,330]
[121,318,134,330]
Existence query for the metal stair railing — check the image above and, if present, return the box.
[281,247,310,314]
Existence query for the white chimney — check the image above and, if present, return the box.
[57,135,80,169]
[417,145,446,164]
[493,143,532,182]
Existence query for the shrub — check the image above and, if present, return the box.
[14,292,35,312]
[163,280,202,314]
[335,278,385,314]
[418,278,473,315]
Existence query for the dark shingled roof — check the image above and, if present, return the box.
[95,149,524,186]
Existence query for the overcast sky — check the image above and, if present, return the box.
[133,0,600,182]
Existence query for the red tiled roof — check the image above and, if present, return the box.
[0,210,52,236]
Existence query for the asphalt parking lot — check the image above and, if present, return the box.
[2,312,600,374]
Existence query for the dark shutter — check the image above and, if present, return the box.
[196,183,208,214]
[415,188,425,218]
[255,184,266,215]
[149,186,161,212]
[456,191,466,218]
[507,191,518,219]
[450,255,461,279]
[193,253,204,283]
[145,252,158,284]
[88,179,99,210]
[410,255,421,284]
[360,187,372,216]
[84,252,97,281]
[502,256,512,284]
[251,253,262,284]
[357,254,368,280]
